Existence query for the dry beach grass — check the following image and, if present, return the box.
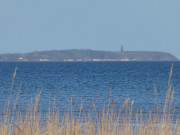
[0,65,179,135]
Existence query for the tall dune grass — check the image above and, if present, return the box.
[0,65,179,135]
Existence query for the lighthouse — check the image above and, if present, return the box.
[121,45,124,52]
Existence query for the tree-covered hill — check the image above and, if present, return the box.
[0,49,178,61]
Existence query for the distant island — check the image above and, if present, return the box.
[0,49,178,61]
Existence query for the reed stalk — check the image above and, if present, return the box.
[0,65,179,135]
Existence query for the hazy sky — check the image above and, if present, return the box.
[0,0,180,59]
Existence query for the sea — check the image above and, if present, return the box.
[0,61,180,120]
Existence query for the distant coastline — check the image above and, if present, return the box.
[0,49,178,62]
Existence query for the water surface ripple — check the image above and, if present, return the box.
[0,62,179,119]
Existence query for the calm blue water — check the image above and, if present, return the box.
[0,61,180,119]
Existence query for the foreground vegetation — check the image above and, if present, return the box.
[0,66,179,135]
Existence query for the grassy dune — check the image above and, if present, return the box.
[0,66,179,135]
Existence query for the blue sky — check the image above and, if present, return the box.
[0,0,180,59]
